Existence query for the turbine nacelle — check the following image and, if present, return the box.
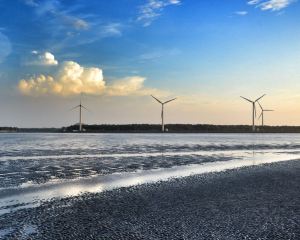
[240,94,266,132]
[257,100,274,127]
[70,94,90,132]
[151,95,177,105]
[151,95,177,132]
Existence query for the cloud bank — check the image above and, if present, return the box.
[18,54,163,97]
[248,0,296,11]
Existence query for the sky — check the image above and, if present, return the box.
[0,0,300,127]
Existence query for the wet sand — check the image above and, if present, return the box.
[0,160,299,239]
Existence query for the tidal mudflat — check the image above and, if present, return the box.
[0,133,299,239]
[0,160,299,239]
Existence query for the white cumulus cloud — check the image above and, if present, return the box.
[19,61,105,96]
[18,60,164,97]
[107,77,145,96]
[28,51,58,66]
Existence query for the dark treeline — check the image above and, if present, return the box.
[18,128,61,133]
[2,124,300,133]
[62,124,300,133]
[0,127,18,132]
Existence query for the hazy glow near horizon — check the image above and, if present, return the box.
[0,0,300,127]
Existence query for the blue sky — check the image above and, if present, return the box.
[0,0,300,127]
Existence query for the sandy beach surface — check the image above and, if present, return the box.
[0,160,299,240]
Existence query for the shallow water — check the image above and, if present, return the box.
[0,133,300,215]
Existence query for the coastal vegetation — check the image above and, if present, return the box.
[3,125,300,133]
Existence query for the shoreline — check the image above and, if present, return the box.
[1,160,299,239]
[4,124,300,133]
[3,131,300,134]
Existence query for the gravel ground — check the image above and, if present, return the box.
[0,160,299,240]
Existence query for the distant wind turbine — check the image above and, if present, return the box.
[240,94,265,132]
[257,101,274,127]
[151,95,177,132]
[70,95,89,132]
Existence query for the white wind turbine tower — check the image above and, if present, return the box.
[257,101,274,127]
[240,94,265,132]
[70,95,89,132]
[151,95,177,132]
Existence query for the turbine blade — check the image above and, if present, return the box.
[69,105,80,111]
[255,94,266,102]
[258,112,262,120]
[81,105,91,112]
[240,96,253,103]
[163,98,177,104]
[151,95,162,104]
[254,104,257,118]
[257,101,263,111]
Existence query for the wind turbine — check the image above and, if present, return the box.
[151,95,176,132]
[240,94,265,132]
[257,101,274,127]
[70,95,89,132]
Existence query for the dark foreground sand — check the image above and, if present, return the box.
[1,160,299,240]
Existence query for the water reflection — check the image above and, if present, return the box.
[0,149,299,215]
